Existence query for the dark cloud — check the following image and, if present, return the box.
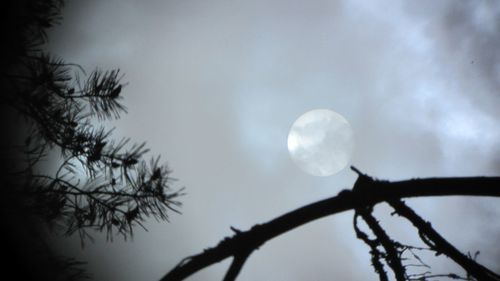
[404,0,500,113]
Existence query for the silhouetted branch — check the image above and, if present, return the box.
[389,200,500,281]
[24,155,183,244]
[2,0,185,278]
[357,206,407,281]
[408,272,470,280]
[353,211,389,281]
[4,43,183,244]
[222,249,252,281]
[161,168,500,280]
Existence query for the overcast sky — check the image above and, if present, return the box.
[46,0,500,280]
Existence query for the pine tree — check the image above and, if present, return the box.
[1,1,182,279]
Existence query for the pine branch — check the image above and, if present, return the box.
[24,154,183,243]
[5,49,183,243]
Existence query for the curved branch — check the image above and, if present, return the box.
[161,169,500,281]
[389,200,500,281]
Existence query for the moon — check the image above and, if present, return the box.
[287,109,354,176]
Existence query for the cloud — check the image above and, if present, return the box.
[45,0,500,280]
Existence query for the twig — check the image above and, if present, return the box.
[357,207,406,281]
[389,200,500,281]
[353,212,389,281]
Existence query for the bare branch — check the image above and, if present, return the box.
[222,250,252,281]
[161,172,500,280]
[388,200,500,281]
[357,206,407,281]
[353,211,389,281]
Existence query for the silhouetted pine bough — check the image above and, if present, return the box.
[3,10,182,246]
[161,167,500,281]
[1,0,182,279]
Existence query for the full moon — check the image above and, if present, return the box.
[287,109,354,176]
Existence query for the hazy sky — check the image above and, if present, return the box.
[47,0,500,280]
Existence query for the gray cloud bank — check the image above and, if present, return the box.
[46,0,500,280]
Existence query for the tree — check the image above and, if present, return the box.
[160,168,500,281]
[1,1,182,279]
[4,2,499,281]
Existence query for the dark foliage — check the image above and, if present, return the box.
[1,0,182,279]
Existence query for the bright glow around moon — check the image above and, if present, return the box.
[287,109,354,176]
